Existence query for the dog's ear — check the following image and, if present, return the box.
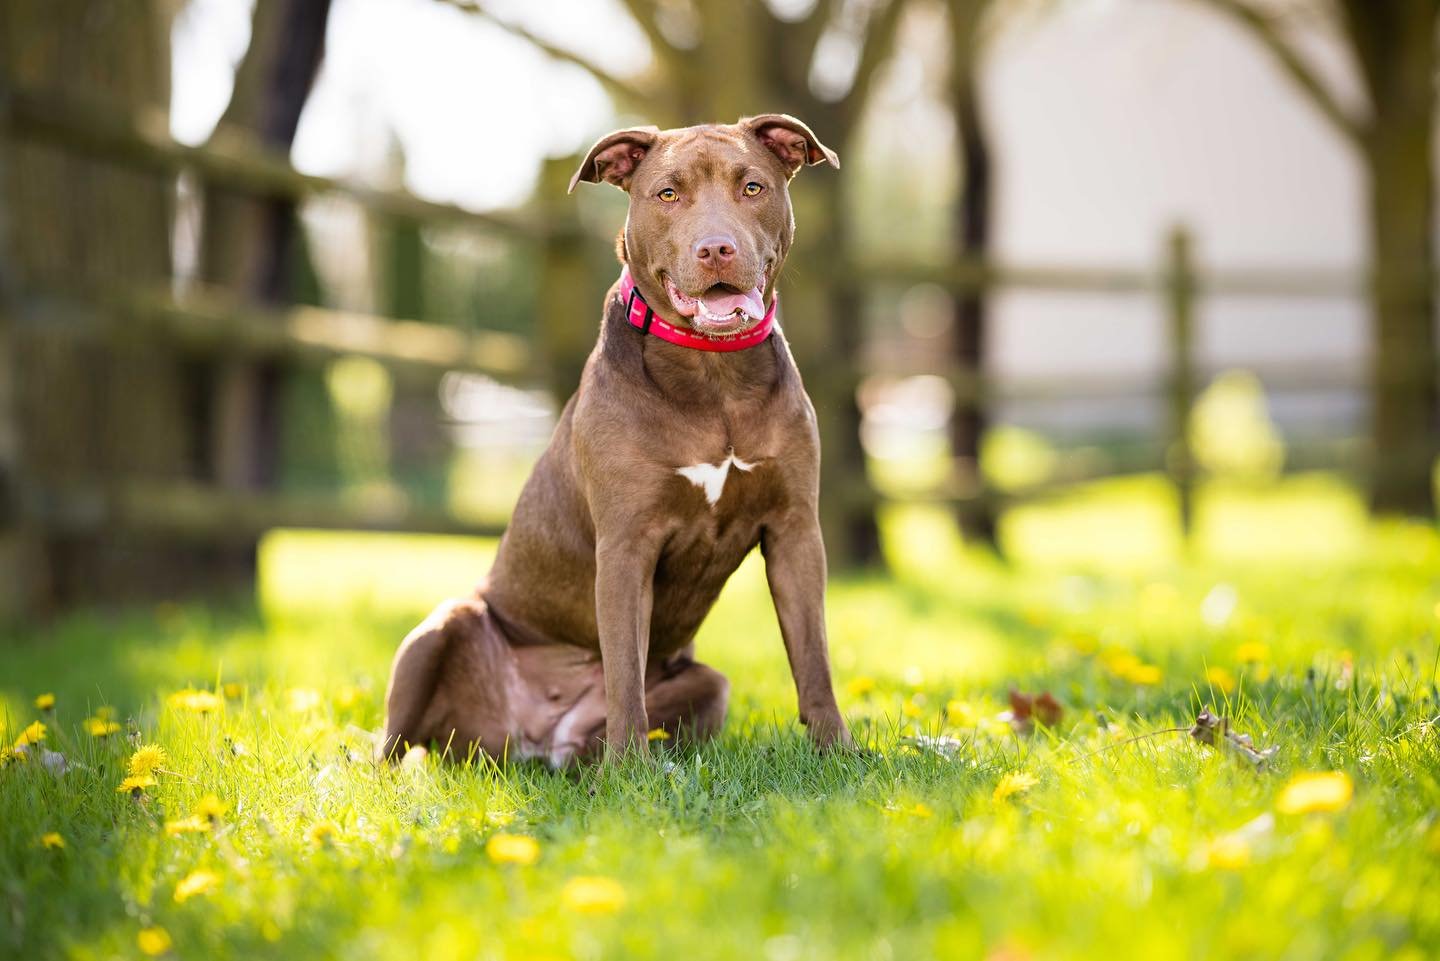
[568,126,660,193]
[742,113,840,177]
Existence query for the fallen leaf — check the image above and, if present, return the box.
[1190,708,1279,769]
[1005,690,1063,735]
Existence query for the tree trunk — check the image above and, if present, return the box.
[948,0,998,548]
[201,0,332,486]
[1357,3,1437,516]
[197,0,333,586]
[787,172,885,570]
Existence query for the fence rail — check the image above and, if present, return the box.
[18,285,536,382]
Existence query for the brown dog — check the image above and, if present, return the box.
[379,114,851,765]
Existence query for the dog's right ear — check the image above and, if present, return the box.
[568,126,660,194]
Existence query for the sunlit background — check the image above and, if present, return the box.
[1,0,1435,613]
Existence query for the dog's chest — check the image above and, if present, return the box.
[673,446,757,508]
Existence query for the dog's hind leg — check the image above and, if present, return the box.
[378,597,506,762]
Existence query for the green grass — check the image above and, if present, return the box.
[3,474,1439,961]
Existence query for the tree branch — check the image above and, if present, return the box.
[1194,0,1366,146]
[841,0,913,129]
[614,0,684,64]
[437,0,650,106]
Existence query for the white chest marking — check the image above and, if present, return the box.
[675,450,757,507]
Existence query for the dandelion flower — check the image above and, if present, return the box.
[173,868,221,903]
[993,771,1039,803]
[193,794,226,822]
[560,876,627,914]
[307,821,339,847]
[1276,771,1353,815]
[222,682,244,700]
[846,676,877,698]
[164,815,212,836]
[646,728,670,742]
[1235,641,1270,663]
[1201,835,1250,870]
[117,774,157,795]
[167,689,222,714]
[14,721,46,748]
[0,747,19,768]
[485,833,540,866]
[137,926,172,956]
[1204,666,1237,694]
[40,832,65,850]
[84,717,121,737]
[287,688,322,712]
[128,744,169,778]
[1128,664,1163,685]
[34,693,55,711]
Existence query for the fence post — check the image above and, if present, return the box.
[1165,225,1197,540]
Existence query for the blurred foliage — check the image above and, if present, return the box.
[1190,370,1285,482]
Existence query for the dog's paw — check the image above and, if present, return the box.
[804,713,853,752]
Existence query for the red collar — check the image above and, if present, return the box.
[617,267,776,352]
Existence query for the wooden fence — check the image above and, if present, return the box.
[0,86,1397,616]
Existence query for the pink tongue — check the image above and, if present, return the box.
[698,287,766,320]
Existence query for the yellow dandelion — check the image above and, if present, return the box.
[1202,834,1250,870]
[164,815,212,836]
[117,774,157,795]
[221,682,244,700]
[1204,666,1237,694]
[0,747,19,768]
[1276,771,1353,815]
[136,926,172,956]
[993,771,1040,803]
[901,698,927,719]
[34,693,55,711]
[167,689,222,714]
[13,721,46,748]
[84,717,121,737]
[1128,663,1163,685]
[1235,641,1270,663]
[307,821,339,846]
[334,685,363,710]
[646,728,670,742]
[560,875,627,915]
[40,832,65,850]
[128,744,169,778]
[193,794,226,822]
[173,868,221,903]
[846,676,877,698]
[287,687,322,712]
[485,833,540,866]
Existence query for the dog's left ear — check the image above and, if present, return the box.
[742,114,840,177]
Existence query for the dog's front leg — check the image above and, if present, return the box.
[761,514,852,750]
[594,533,660,757]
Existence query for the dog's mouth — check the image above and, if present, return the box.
[663,274,768,335]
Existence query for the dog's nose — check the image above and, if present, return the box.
[693,235,737,266]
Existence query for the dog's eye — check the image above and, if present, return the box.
[657,188,679,203]
[743,182,764,197]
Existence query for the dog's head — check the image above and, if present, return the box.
[569,115,838,336]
